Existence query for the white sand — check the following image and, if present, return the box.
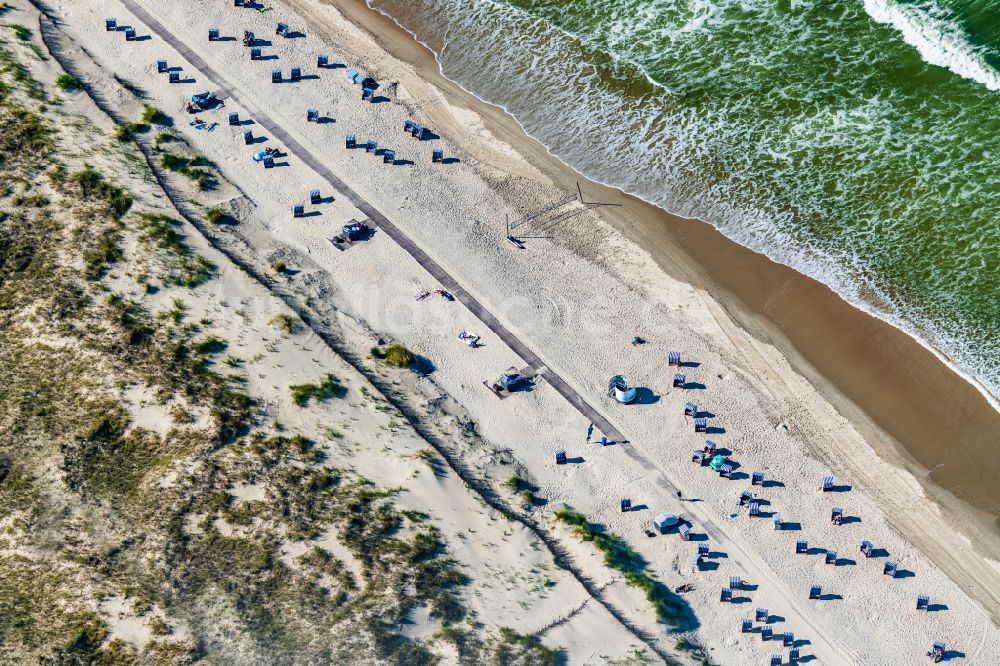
[44,0,1000,663]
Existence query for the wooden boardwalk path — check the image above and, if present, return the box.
[121,0,625,443]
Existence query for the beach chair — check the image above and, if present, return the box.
[694,418,707,433]
[719,464,732,479]
[773,512,782,530]
[720,587,732,603]
[761,626,773,641]
[169,71,180,84]
[555,449,567,465]
[228,111,239,126]
[432,149,443,163]
[783,631,794,647]
[789,648,800,663]
[414,126,425,140]
[796,539,808,554]
[883,561,897,577]
[235,0,245,5]
[917,595,929,611]
[824,550,836,565]
[693,552,703,567]
[307,108,319,122]
[729,576,742,590]
[105,18,117,32]
[697,543,709,556]
[831,507,843,525]
[272,69,282,83]
[692,450,706,465]
[251,47,262,60]
[365,140,377,153]
[124,28,136,42]
[383,149,396,164]
[770,655,781,666]
[678,523,690,541]
[755,607,768,622]
[620,498,631,512]
[741,618,752,634]
[362,87,374,101]
[703,440,716,455]
[292,204,304,218]
[684,402,697,417]
[243,130,253,145]
[821,475,833,492]
[157,59,168,73]
[345,134,356,149]
[263,155,274,169]
[310,189,321,205]
[668,351,681,366]
[809,584,821,600]
[752,471,764,486]
[673,373,686,388]
[748,501,761,517]
[861,540,873,558]
[276,22,289,37]
[290,67,302,81]
[317,54,329,68]
[208,28,220,42]
[404,119,415,133]
[931,642,945,662]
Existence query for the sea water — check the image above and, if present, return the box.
[366,0,1000,402]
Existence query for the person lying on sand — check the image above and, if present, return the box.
[674,583,693,594]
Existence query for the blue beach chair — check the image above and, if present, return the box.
[157,59,168,73]
[272,69,282,83]
[208,28,220,41]
[106,18,117,31]
[243,130,253,145]
[310,189,321,205]
[306,108,319,122]
[345,134,356,149]
[292,204,305,218]
[432,149,443,163]
[228,112,239,126]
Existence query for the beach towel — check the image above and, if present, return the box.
[206,123,218,132]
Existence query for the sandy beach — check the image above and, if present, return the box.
[13,0,1000,663]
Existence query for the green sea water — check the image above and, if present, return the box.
[367,0,1000,400]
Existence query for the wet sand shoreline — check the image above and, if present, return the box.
[330,0,1000,563]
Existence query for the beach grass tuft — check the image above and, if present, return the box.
[55,73,80,92]
[290,374,346,406]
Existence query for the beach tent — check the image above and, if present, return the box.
[709,454,726,472]
[607,375,637,404]
[653,513,678,533]
[252,150,268,162]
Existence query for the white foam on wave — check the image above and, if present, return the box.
[363,0,1000,410]
[865,0,1000,91]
